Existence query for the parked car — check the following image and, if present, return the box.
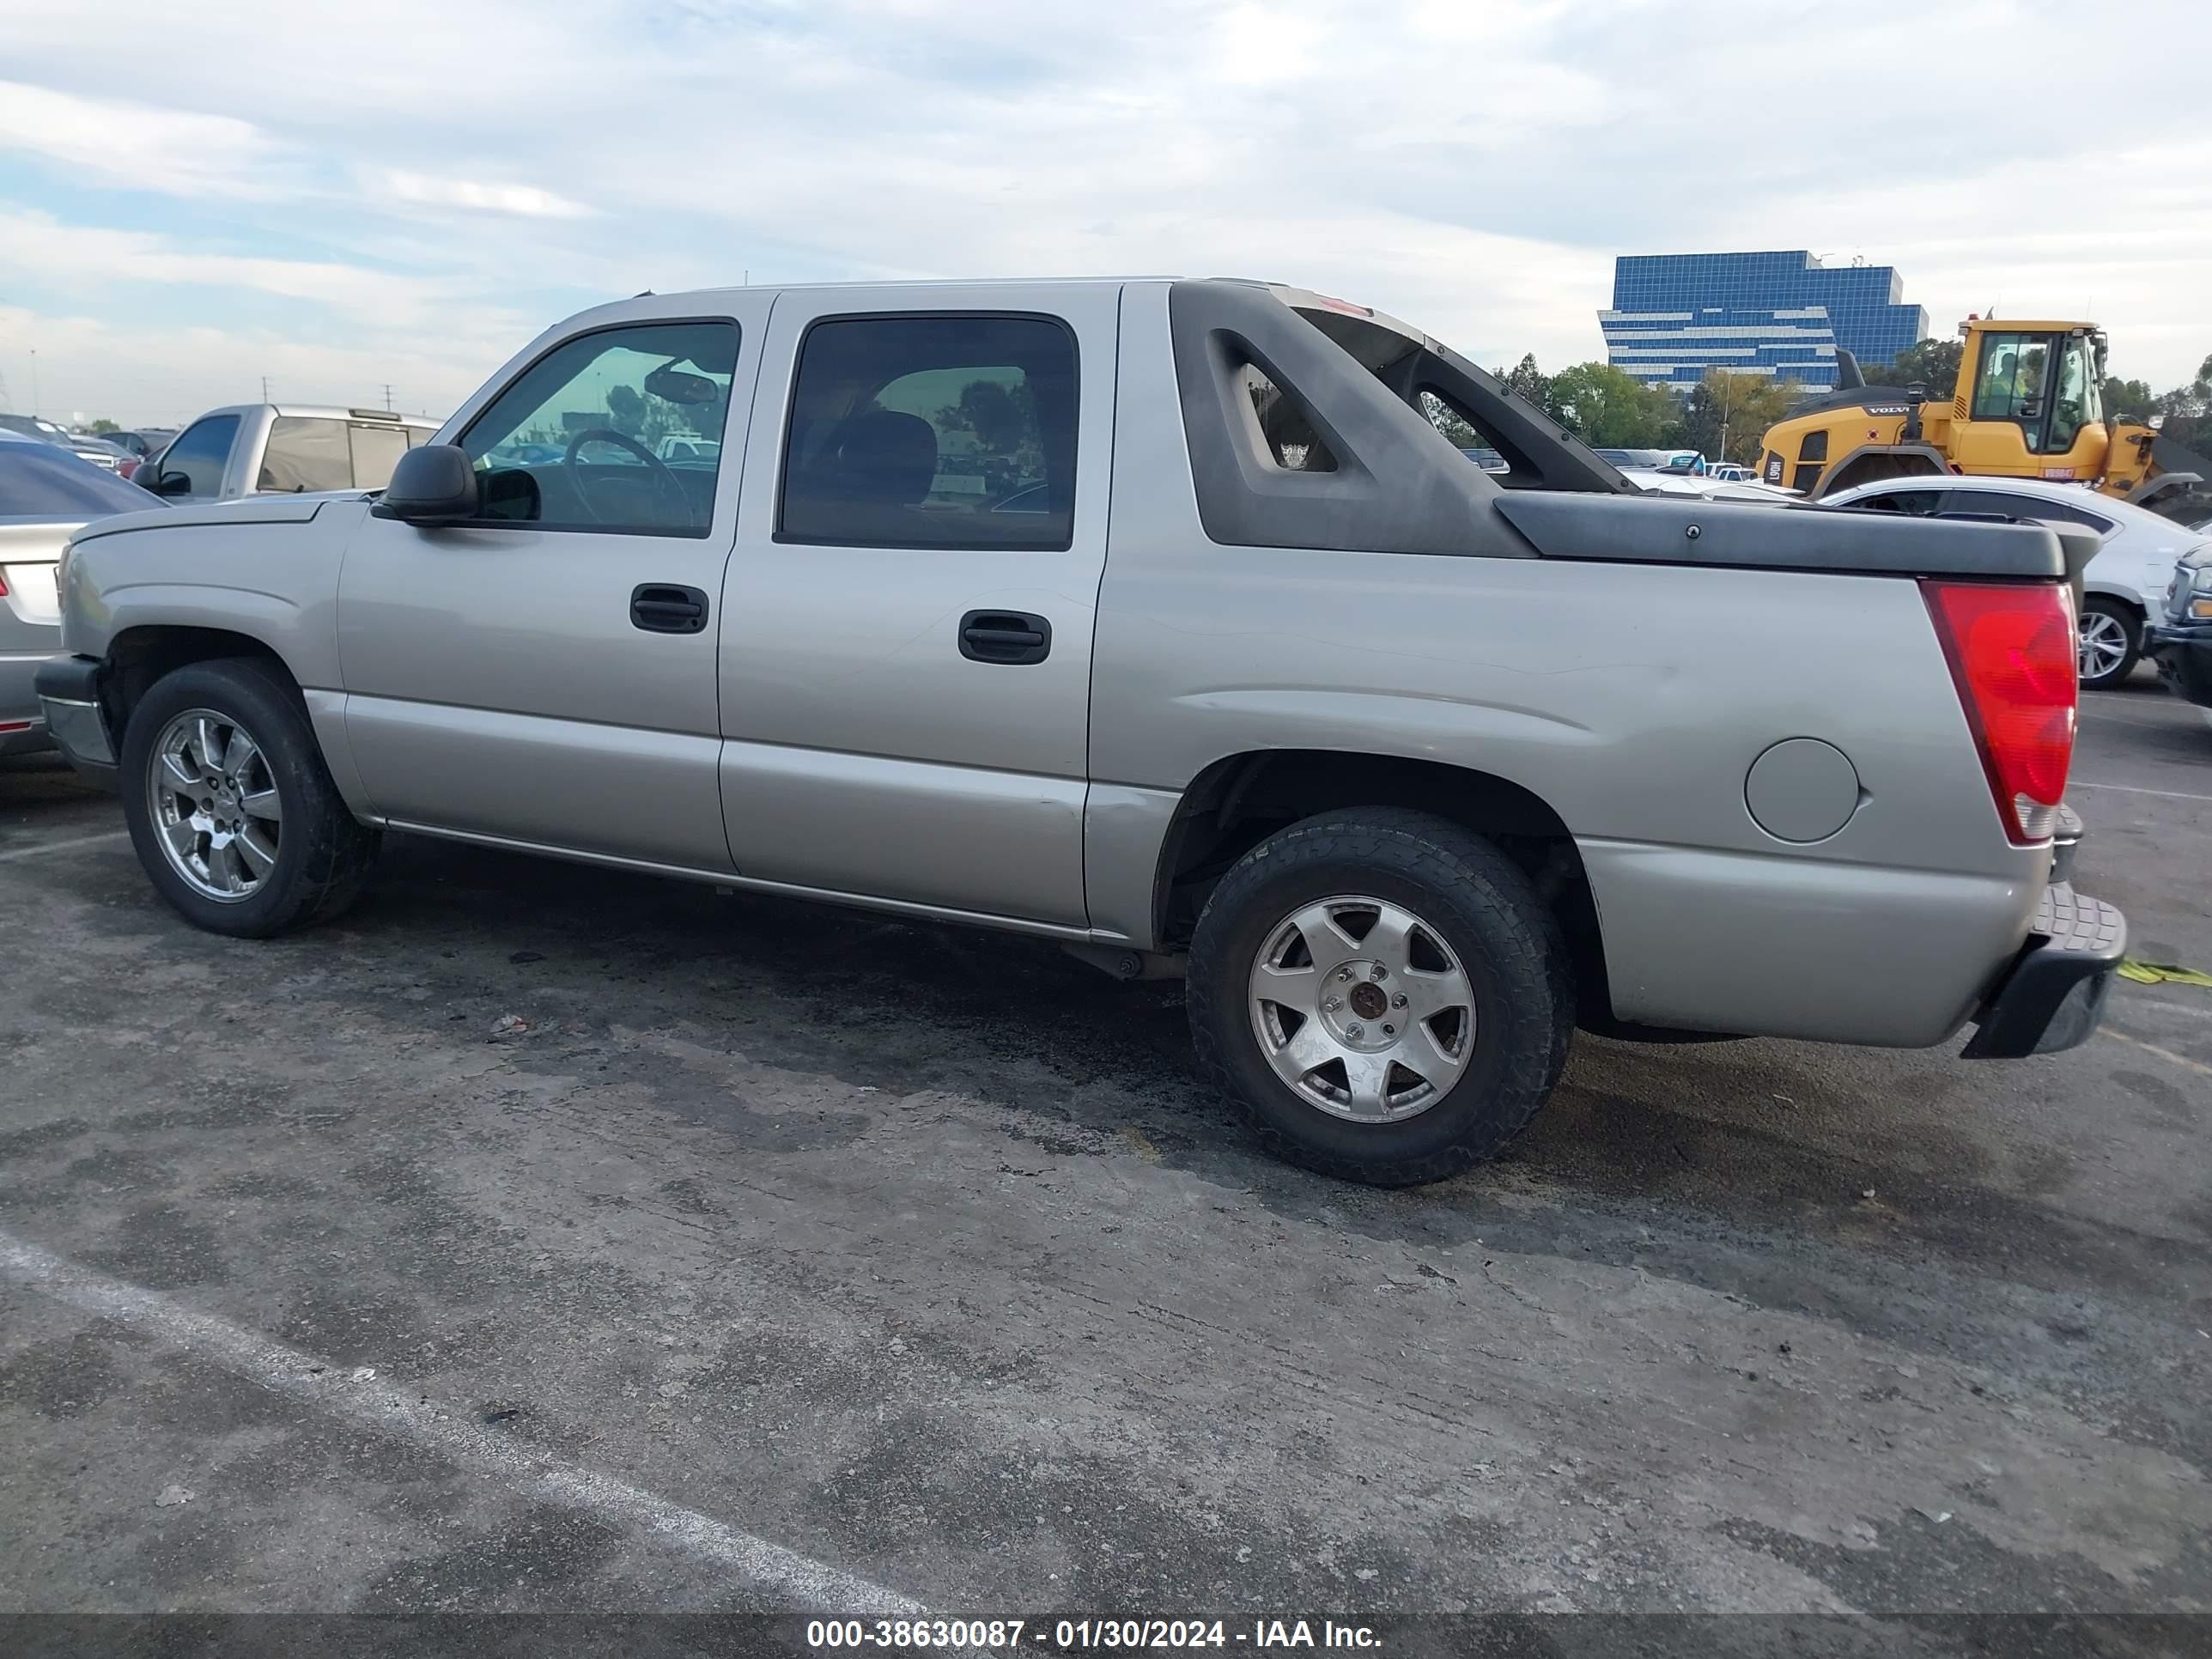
[2148,548,2212,730]
[38,278,2123,1186]
[137,405,441,503]
[1821,474,2212,690]
[1594,447,1687,470]
[0,413,128,472]
[656,434,721,464]
[1616,466,1801,503]
[101,428,178,463]
[1,431,166,756]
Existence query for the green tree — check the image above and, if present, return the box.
[1419,392,1480,448]
[605,383,646,437]
[1672,370,1806,465]
[2102,377,2157,419]
[1547,362,1676,447]
[1492,353,1554,416]
[88,417,119,434]
[1865,337,1964,393]
[2154,362,2210,449]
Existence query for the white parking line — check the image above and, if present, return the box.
[0,1228,927,1616]
[2103,1029,2212,1079]
[2067,780,2212,805]
[0,830,131,863]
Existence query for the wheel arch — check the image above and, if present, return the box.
[1813,442,1952,498]
[102,624,304,734]
[1146,748,1622,1022]
[2082,583,2146,616]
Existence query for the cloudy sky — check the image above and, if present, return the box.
[2,0,2207,426]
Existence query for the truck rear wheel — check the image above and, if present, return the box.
[119,658,380,938]
[1186,809,1574,1187]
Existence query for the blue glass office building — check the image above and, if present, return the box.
[1598,251,1927,392]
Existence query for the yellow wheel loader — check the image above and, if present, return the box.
[1757,318,2200,509]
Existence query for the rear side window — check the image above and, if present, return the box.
[258,417,352,492]
[1967,493,2115,535]
[348,422,414,491]
[161,416,239,496]
[778,314,1078,550]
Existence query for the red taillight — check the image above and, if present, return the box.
[1923,580,2077,844]
[0,572,9,597]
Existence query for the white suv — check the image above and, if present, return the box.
[1824,475,2210,690]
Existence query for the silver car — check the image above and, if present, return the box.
[139,404,441,503]
[37,278,2126,1186]
[1822,474,2212,690]
[1,431,165,756]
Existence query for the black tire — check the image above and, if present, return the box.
[2076,595,2142,691]
[118,657,380,938]
[1186,808,1574,1187]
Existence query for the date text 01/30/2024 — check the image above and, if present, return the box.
[806,1618,1383,1650]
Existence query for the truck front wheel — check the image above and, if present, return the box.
[119,658,380,938]
[1186,809,1574,1187]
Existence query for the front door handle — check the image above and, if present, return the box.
[959,610,1052,665]
[631,583,708,634]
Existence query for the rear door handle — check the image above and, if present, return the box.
[959,610,1051,665]
[631,583,708,634]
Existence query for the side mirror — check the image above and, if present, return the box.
[372,445,479,526]
[142,468,191,496]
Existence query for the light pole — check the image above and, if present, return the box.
[29,349,38,416]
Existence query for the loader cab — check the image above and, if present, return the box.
[1951,323,2109,480]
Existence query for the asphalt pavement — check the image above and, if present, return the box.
[1,675,2207,1644]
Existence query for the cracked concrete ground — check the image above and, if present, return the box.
[0,678,2207,1640]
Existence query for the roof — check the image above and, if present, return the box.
[1847,473,2183,531]
[194,403,442,427]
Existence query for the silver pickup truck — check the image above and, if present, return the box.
[37,278,2124,1185]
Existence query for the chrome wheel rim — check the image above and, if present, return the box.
[2077,611,2130,682]
[147,708,283,902]
[1247,895,1476,1122]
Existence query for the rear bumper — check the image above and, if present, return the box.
[33,653,119,787]
[1,650,57,757]
[1960,881,2126,1058]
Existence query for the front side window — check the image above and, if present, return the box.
[779,314,1078,550]
[1970,332,2050,425]
[2046,336,2104,453]
[460,320,738,537]
[160,415,240,496]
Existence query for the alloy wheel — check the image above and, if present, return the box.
[147,708,283,902]
[1247,895,1476,1122]
[2077,610,2131,683]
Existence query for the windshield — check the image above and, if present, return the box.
[0,439,160,517]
